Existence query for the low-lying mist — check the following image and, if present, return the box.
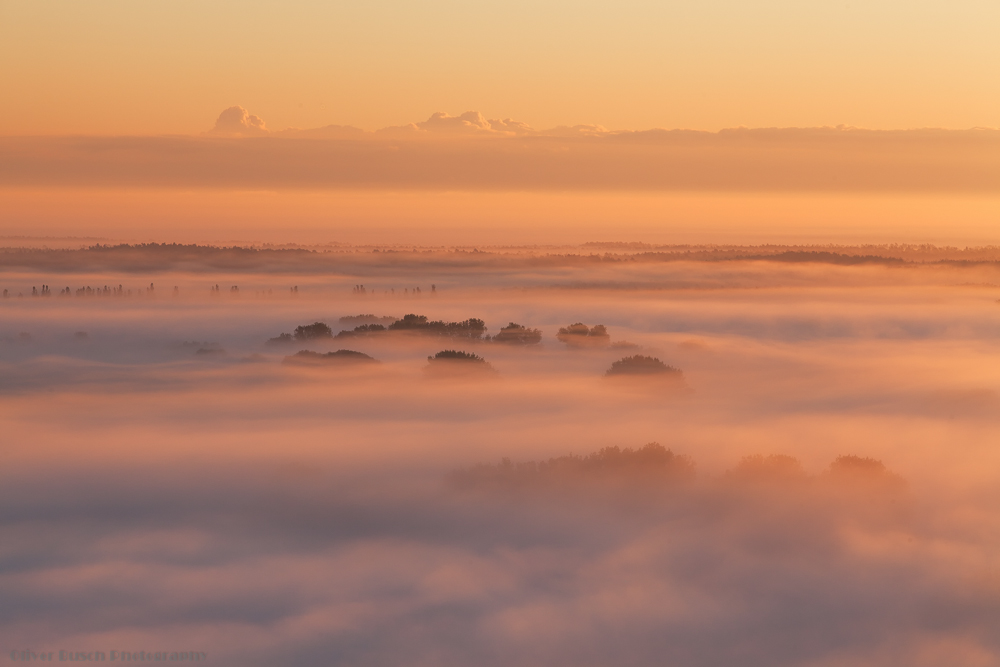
[2,244,1000,665]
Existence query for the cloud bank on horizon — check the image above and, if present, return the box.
[209,105,600,138]
[2,105,998,192]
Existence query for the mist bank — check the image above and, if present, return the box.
[3,253,1000,665]
[1,427,996,667]
[2,127,999,192]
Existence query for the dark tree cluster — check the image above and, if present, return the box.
[425,350,498,375]
[263,318,688,381]
[427,350,489,363]
[267,322,334,345]
[488,322,542,345]
[389,314,487,338]
[270,314,490,345]
[282,349,379,366]
[556,323,611,347]
[335,323,386,339]
[605,355,681,376]
[294,322,333,340]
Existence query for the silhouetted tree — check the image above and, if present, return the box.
[293,322,333,340]
[426,350,497,375]
[283,349,379,366]
[389,314,429,329]
[335,323,387,339]
[389,314,487,338]
[605,355,681,376]
[556,323,611,346]
[490,322,542,345]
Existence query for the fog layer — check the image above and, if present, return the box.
[2,247,1000,665]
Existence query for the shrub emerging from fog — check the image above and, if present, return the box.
[489,322,542,345]
[425,350,497,376]
[282,349,379,366]
[335,323,386,338]
[293,322,334,341]
[452,442,694,489]
[427,350,491,364]
[605,355,682,377]
[556,322,611,347]
[266,332,294,345]
[390,314,487,339]
[267,322,334,345]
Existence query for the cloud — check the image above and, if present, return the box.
[209,106,268,136]
[1,109,998,191]
[377,111,536,137]
[375,111,600,137]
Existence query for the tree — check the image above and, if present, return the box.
[556,323,611,347]
[605,355,681,376]
[490,322,542,345]
[293,322,333,340]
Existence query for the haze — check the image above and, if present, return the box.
[3,1,1000,664]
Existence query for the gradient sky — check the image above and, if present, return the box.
[1,0,998,135]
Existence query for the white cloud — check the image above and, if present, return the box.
[210,106,268,136]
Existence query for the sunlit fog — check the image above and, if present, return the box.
[3,244,1000,665]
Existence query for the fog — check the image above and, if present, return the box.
[3,246,1000,665]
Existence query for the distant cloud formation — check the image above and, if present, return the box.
[0,107,997,191]
[377,111,537,137]
[224,107,628,138]
[210,106,268,136]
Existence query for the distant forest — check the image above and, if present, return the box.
[5,242,1000,273]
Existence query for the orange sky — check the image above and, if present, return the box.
[1,0,998,135]
[1,1,998,246]
[3,188,999,247]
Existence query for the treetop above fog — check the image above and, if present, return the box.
[293,322,333,340]
[282,349,379,366]
[428,350,489,363]
[390,314,487,338]
[489,322,542,345]
[557,323,610,346]
[605,355,682,376]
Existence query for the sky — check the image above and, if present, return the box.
[1,0,998,135]
[2,0,999,246]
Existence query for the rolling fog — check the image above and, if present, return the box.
[3,248,1000,666]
